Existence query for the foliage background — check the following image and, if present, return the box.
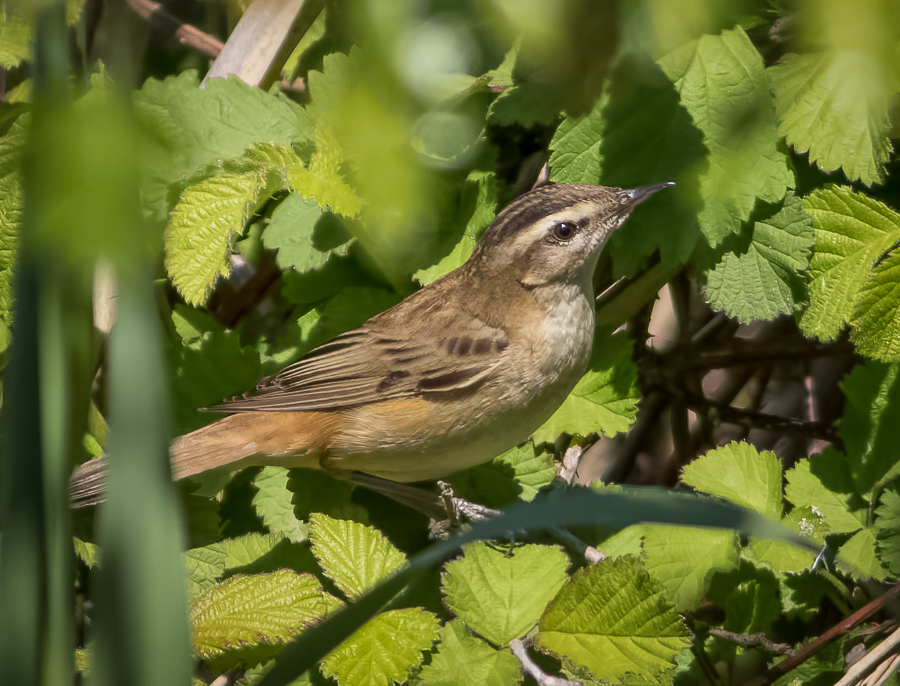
[1,0,900,685]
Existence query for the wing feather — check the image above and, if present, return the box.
[208,314,510,414]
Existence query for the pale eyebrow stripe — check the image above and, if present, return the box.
[508,202,600,247]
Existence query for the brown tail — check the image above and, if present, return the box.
[70,412,336,507]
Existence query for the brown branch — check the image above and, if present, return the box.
[124,0,224,59]
[709,628,796,656]
[755,582,900,685]
[652,385,841,446]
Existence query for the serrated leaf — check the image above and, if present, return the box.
[800,185,900,341]
[640,526,739,612]
[443,542,569,647]
[839,361,900,494]
[569,55,704,275]
[319,608,439,686]
[836,528,888,580]
[0,12,31,70]
[681,442,782,520]
[784,455,864,533]
[0,116,25,327]
[705,193,814,322]
[706,564,781,634]
[851,248,900,361]
[73,537,99,568]
[494,444,556,501]
[750,506,828,574]
[309,514,407,600]
[488,83,561,126]
[549,92,607,184]
[414,170,497,286]
[288,469,369,524]
[289,118,363,218]
[263,192,352,273]
[660,27,792,245]
[532,330,638,444]
[133,71,301,221]
[875,490,900,575]
[169,304,262,434]
[419,619,522,686]
[535,556,690,683]
[185,546,228,599]
[253,467,309,544]
[165,171,266,306]
[769,51,892,186]
[191,570,335,668]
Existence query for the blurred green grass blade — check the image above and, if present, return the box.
[0,263,44,686]
[0,5,74,686]
[258,487,814,686]
[92,270,192,686]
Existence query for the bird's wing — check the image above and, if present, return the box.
[207,313,510,413]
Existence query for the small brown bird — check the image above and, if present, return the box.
[71,182,672,507]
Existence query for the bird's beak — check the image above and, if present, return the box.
[617,182,675,209]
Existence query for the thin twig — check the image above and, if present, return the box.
[709,628,796,656]
[663,388,841,445]
[836,625,900,686]
[509,638,582,686]
[124,0,224,58]
[757,582,900,685]
[862,652,900,686]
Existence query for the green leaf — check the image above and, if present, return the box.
[263,192,352,273]
[705,193,814,322]
[133,71,301,221]
[191,570,336,669]
[494,444,556,501]
[640,526,739,612]
[800,185,900,341]
[769,51,892,186]
[309,515,407,600]
[419,619,522,686]
[446,443,555,510]
[442,542,569,647]
[784,455,864,533]
[165,171,267,306]
[288,117,363,219]
[488,83,561,126]
[836,528,888,581]
[0,117,25,327]
[660,27,792,245]
[168,304,262,434]
[681,442,783,519]
[875,490,900,575]
[851,247,900,361]
[253,467,309,544]
[73,537,99,568]
[534,556,690,683]
[548,92,607,185]
[578,55,705,275]
[839,361,900,494]
[414,170,497,286]
[185,546,228,600]
[288,470,369,524]
[532,330,638,444]
[749,506,827,574]
[706,563,781,634]
[0,11,31,70]
[319,608,439,686]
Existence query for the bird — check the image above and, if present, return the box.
[70,181,673,509]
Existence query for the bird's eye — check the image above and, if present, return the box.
[551,221,578,241]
